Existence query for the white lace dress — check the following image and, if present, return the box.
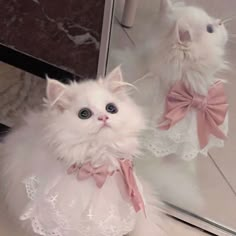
[19,158,144,236]
[143,111,228,160]
[141,80,228,160]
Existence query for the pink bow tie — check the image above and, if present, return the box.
[67,160,145,214]
[159,81,228,149]
[67,162,109,188]
[119,159,145,213]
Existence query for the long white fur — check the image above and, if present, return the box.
[0,66,167,236]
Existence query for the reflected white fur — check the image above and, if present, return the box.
[110,0,229,211]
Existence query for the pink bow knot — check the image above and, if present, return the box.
[192,95,208,111]
[160,81,228,149]
[67,162,109,188]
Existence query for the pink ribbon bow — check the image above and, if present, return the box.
[119,159,145,213]
[67,162,109,188]
[159,81,228,149]
[67,159,145,214]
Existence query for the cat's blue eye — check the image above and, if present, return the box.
[106,103,118,114]
[78,108,93,119]
[207,24,214,33]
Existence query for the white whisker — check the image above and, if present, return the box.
[222,18,233,25]
[221,15,236,25]
[133,72,153,85]
[126,73,154,95]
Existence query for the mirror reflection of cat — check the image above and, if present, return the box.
[115,0,229,160]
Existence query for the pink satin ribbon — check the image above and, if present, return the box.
[67,162,109,188]
[159,81,228,149]
[119,159,145,213]
[67,159,145,213]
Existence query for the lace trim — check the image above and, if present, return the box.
[23,176,39,200]
[142,111,227,160]
[21,175,136,236]
[142,131,224,160]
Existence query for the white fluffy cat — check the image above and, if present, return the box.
[114,0,229,160]
[0,67,167,236]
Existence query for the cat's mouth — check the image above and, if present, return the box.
[101,123,111,129]
[97,123,111,133]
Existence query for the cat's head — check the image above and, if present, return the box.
[44,67,145,163]
[155,0,228,93]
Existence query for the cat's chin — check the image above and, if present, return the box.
[95,128,118,141]
[98,129,114,138]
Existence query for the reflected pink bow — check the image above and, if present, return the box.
[159,81,228,149]
[67,162,109,188]
[119,159,145,213]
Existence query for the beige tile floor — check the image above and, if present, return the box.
[108,0,236,234]
[0,62,46,126]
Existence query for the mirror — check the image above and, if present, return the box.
[108,0,236,234]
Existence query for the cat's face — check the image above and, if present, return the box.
[45,67,145,161]
[175,6,227,60]
[159,0,228,74]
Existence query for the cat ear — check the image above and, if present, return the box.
[176,20,192,45]
[46,76,67,107]
[159,0,173,14]
[104,66,125,93]
[106,65,123,83]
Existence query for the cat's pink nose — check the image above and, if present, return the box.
[98,115,109,122]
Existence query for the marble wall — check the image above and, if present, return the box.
[0,0,108,128]
[0,0,105,78]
